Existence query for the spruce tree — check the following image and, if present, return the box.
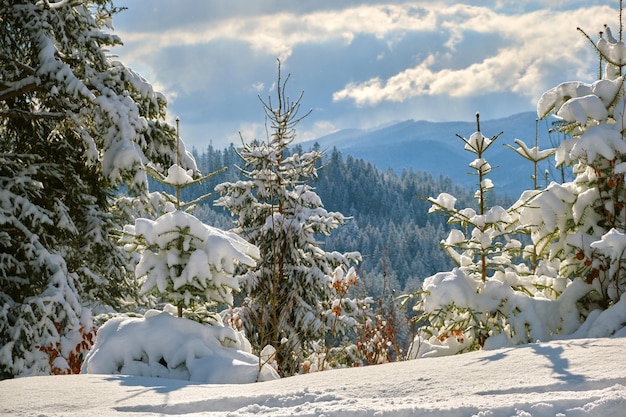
[408,115,566,357]
[409,6,626,358]
[0,0,191,377]
[215,62,361,376]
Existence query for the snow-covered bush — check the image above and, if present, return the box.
[300,266,374,372]
[81,305,278,383]
[408,268,590,358]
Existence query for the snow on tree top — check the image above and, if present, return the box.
[597,37,626,65]
[428,192,457,212]
[465,131,492,153]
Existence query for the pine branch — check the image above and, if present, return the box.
[180,193,214,209]
[0,81,39,102]
[0,110,65,120]
[0,53,36,75]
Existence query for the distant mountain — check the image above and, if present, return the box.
[302,112,562,197]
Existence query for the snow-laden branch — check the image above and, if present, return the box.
[0,110,65,120]
[505,138,555,163]
[40,0,74,9]
[0,76,39,102]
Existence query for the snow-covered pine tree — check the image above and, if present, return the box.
[409,115,568,357]
[215,62,361,376]
[119,119,259,319]
[409,6,626,358]
[527,10,626,314]
[0,1,193,378]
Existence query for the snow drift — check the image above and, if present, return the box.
[81,307,278,384]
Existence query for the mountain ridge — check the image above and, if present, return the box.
[301,111,561,197]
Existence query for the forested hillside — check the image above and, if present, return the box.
[162,142,507,296]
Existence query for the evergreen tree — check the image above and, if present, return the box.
[527,14,626,312]
[192,143,467,295]
[215,62,361,376]
[120,120,259,319]
[407,7,626,358]
[408,115,566,357]
[0,0,191,377]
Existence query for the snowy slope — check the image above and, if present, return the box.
[2,337,625,417]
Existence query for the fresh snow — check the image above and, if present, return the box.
[1,337,625,416]
[122,209,259,306]
[80,308,278,384]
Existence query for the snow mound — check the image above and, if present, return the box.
[81,308,279,384]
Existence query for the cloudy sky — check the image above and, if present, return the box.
[111,0,617,151]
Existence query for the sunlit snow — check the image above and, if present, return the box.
[2,337,625,416]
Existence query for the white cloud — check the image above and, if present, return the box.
[115,3,442,62]
[333,5,615,106]
[110,1,620,150]
[116,2,614,108]
[113,1,615,110]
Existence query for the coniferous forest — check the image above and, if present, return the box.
[179,144,481,297]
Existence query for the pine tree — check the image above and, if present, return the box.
[215,62,361,376]
[408,115,567,357]
[527,8,626,312]
[408,5,626,358]
[0,1,191,377]
[120,119,259,319]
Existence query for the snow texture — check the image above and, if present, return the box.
[2,336,625,416]
[163,164,195,186]
[509,138,555,162]
[123,209,259,306]
[81,307,278,384]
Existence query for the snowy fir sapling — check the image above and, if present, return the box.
[83,119,275,383]
[0,1,194,378]
[408,114,577,358]
[215,61,364,376]
[119,119,260,318]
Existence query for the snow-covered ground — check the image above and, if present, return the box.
[2,336,625,417]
